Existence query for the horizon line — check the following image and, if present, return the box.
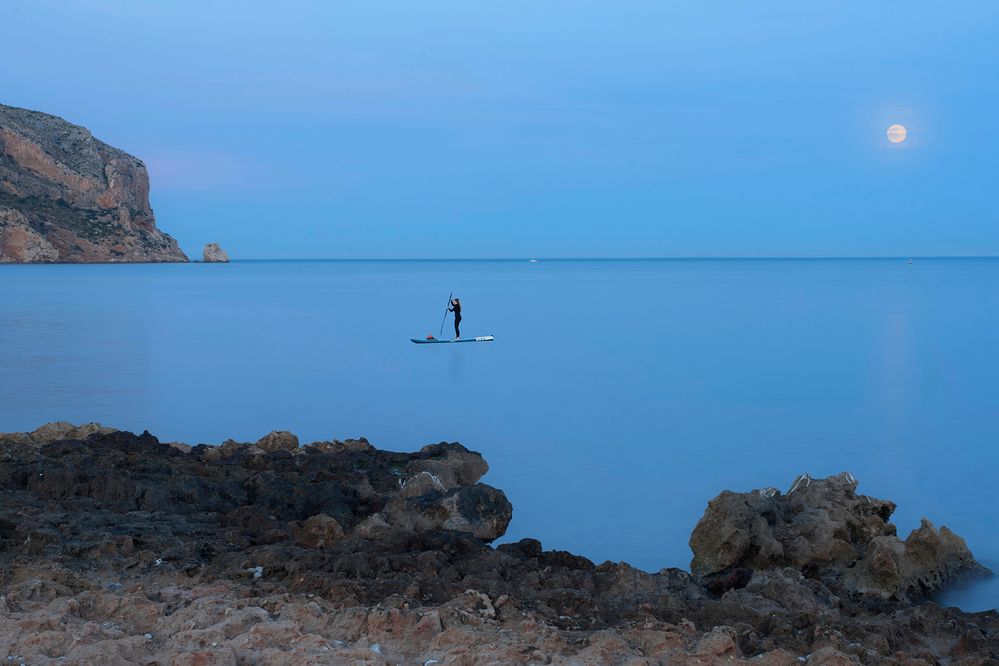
[212,254,999,262]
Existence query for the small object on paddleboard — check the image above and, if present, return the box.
[411,335,495,344]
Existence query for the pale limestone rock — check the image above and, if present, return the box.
[0,208,58,262]
[203,242,229,262]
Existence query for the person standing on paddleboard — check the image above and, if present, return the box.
[448,297,462,338]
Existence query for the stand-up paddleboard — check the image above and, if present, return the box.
[411,335,494,344]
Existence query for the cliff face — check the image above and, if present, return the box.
[0,104,187,263]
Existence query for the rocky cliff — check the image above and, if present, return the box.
[0,423,996,664]
[0,104,187,263]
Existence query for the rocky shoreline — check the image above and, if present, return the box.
[1,423,996,664]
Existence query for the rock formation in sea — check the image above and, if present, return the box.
[203,242,229,262]
[689,472,987,603]
[0,103,187,263]
[0,423,996,664]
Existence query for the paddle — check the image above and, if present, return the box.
[439,291,453,338]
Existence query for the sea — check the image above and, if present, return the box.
[2,258,997,611]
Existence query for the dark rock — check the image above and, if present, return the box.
[291,513,345,548]
[255,430,299,453]
[0,421,118,447]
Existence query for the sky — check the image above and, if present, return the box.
[4,1,999,259]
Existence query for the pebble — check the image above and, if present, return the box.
[144,633,153,640]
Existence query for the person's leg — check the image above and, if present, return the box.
[454,317,461,338]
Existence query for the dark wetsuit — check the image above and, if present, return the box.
[449,302,461,338]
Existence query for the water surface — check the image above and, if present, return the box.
[1,258,997,610]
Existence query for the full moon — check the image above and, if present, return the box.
[886,123,907,143]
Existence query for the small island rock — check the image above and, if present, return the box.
[203,242,229,262]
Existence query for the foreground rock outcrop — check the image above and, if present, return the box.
[0,104,187,263]
[0,423,996,664]
[689,472,987,603]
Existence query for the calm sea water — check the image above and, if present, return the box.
[1,258,997,610]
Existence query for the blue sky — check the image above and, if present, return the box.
[5,1,998,258]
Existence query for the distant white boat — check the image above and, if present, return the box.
[529,258,539,263]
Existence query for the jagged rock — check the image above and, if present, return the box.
[0,103,187,263]
[0,208,58,261]
[842,517,986,601]
[398,470,449,497]
[689,472,990,601]
[0,420,117,447]
[405,442,489,487]
[218,438,246,457]
[203,242,229,262]
[255,430,299,453]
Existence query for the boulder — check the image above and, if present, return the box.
[406,442,489,487]
[382,483,512,541]
[689,472,990,601]
[255,430,299,453]
[292,514,345,548]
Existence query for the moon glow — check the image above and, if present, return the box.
[886,124,907,144]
